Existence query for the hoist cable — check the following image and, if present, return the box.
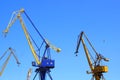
[23,11,46,44]
[84,33,99,57]
[29,32,39,50]
[88,49,95,63]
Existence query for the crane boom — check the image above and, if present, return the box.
[0,47,20,76]
[45,39,61,52]
[0,51,12,76]
[75,31,109,80]
[18,12,41,65]
[81,38,94,71]
[3,9,40,65]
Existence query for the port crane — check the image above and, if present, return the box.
[0,47,20,76]
[75,31,109,80]
[3,8,61,80]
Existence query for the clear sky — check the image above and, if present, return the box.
[0,0,120,80]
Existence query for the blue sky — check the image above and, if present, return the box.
[0,0,120,80]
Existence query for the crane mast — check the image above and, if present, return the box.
[0,47,20,76]
[75,31,109,80]
[3,8,61,80]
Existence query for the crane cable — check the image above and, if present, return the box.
[23,11,52,59]
[23,11,46,44]
[83,33,105,65]
[29,32,45,59]
[77,33,95,62]
[83,33,99,57]
[28,32,40,54]
[20,11,44,59]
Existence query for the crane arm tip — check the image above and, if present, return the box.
[56,48,61,53]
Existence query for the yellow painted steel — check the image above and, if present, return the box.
[81,38,94,71]
[45,39,61,53]
[0,47,20,76]
[94,66,108,73]
[3,9,41,65]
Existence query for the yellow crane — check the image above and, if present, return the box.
[3,8,61,80]
[0,47,20,76]
[75,31,109,80]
